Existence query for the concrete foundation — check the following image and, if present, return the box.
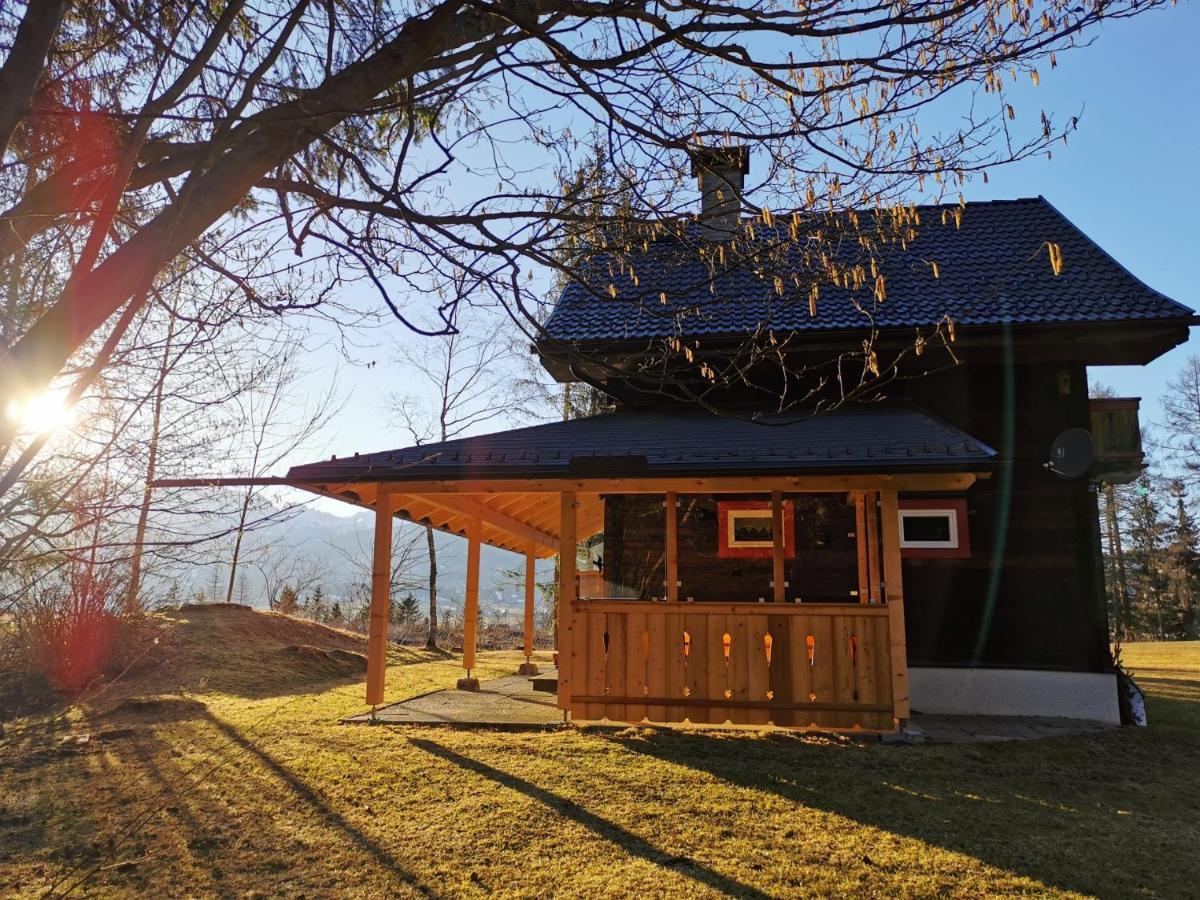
[517,662,540,676]
[909,667,1120,724]
[456,677,481,692]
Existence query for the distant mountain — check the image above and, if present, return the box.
[160,496,551,620]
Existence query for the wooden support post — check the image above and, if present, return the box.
[519,544,539,675]
[879,489,911,721]
[771,490,786,603]
[524,545,536,661]
[558,492,577,712]
[854,492,870,604]
[365,488,394,706]
[665,491,679,602]
[460,516,482,689]
[864,490,882,604]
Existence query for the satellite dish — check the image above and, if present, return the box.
[1046,428,1095,480]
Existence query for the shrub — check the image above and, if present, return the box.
[12,560,150,697]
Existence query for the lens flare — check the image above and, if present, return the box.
[5,388,74,434]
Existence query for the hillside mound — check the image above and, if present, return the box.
[111,604,371,703]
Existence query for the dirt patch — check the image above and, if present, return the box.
[280,645,368,673]
[111,696,208,719]
[329,648,368,671]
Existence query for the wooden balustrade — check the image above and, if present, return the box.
[565,600,895,730]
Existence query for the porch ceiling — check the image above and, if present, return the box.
[309,481,605,559]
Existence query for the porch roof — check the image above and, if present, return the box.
[287,401,995,484]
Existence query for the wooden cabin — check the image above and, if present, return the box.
[273,156,1191,732]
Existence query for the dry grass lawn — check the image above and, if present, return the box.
[1,607,1197,898]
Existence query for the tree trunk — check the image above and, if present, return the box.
[0,0,69,158]
[425,523,439,649]
[126,312,175,614]
[225,486,253,604]
[1104,484,1131,640]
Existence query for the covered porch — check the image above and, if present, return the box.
[279,404,995,734]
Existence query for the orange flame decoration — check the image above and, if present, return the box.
[763,632,773,666]
[806,634,816,666]
[681,630,691,696]
[848,634,858,664]
[722,632,732,660]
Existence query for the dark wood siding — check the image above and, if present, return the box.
[899,360,1109,672]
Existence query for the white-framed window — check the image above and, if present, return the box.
[897,498,971,558]
[898,509,958,549]
[727,507,775,548]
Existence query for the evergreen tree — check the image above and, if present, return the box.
[393,593,421,625]
[305,585,327,623]
[1124,474,1170,639]
[1167,481,1200,638]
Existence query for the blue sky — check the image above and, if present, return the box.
[284,3,1199,516]
[961,3,1199,404]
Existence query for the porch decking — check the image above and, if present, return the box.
[343,668,562,728]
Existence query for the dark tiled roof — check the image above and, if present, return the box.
[287,403,995,483]
[544,197,1192,342]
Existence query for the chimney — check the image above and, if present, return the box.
[690,146,749,238]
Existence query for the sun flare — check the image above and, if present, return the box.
[5,388,75,435]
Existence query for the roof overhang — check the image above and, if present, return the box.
[536,317,1197,384]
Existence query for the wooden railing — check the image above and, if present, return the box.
[563,600,895,731]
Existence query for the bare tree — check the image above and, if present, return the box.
[216,341,341,604]
[389,312,516,648]
[1160,356,1200,489]
[334,524,425,637]
[254,553,325,612]
[0,0,1176,489]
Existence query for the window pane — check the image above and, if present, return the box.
[902,513,952,544]
[732,514,773,543]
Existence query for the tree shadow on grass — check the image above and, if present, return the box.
[596,726,1199,899]
[409,737,771,899]
[16,702,442,897]
[203,712,440,897]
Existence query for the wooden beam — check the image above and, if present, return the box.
[396,492,559,551]
[854,492,870,604]
[558,491,577,712]
[346,472,982,495]
[665,491,679,602]
[771,490,786,603]
[463,516,481,675]
[865,490,881,604]
[524,545,536,662]
[879,489,911,721]
[365,490,394,706]
[570,599,890,616]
